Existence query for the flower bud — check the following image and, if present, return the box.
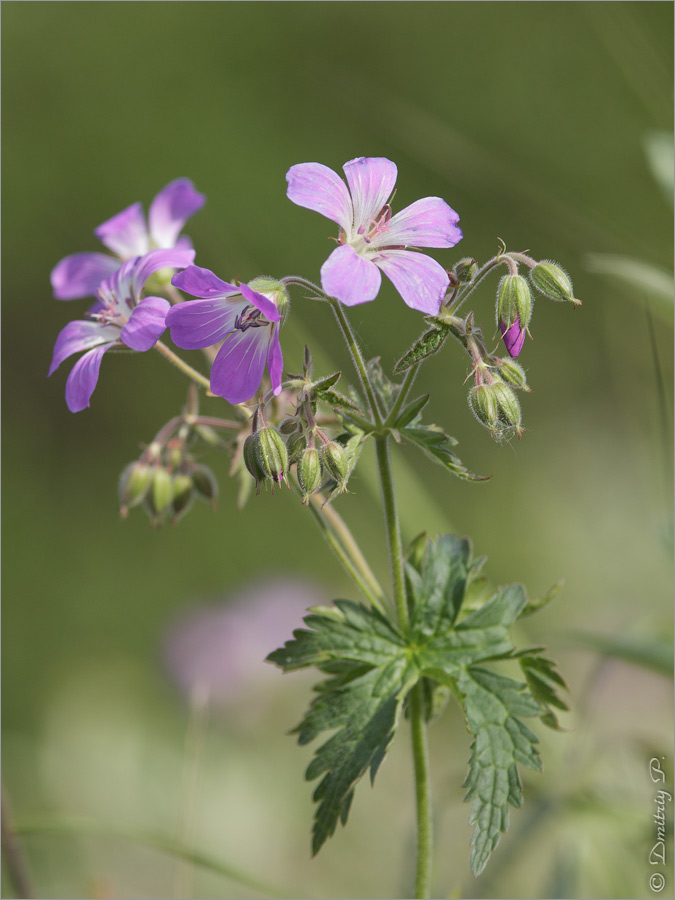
[259,426,289,486]
[452,258,478,284]
[530,261,580,304]
[496,274,532,331]
[150,466,174,515]
[244,426,289,490]
[468,382,523,441]
[119,461,152,517]
[170,472,195,521]
[320,440,349,492]
[298,447,322,503]
[499,319,527,358]
[191,464,218,506]
[494,357,530,391]
[468,384,498,432]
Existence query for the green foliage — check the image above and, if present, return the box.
[393,325,452,374]
[401,424,490,482]
[268,534,568,875]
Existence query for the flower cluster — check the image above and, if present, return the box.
[48,161,578,453]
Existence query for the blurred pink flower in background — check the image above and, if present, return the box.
[163,577,328,708]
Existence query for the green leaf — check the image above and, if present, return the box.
[309,370,342,393]
[407,534,472,635]
[393,325,452,374]
[315,388,361,413]
[566,629,674,675]
[402,424,490,482]
[365,357,401,415]
[518,578,564,618]
[519,653,570,730]
[267,601,417,854]
[392,394,430,429]
[458,667,543,876]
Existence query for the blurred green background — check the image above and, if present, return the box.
[2,3,673,898]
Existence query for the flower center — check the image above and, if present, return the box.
[234,305,268,333]
[91,291,130,327]
[342,204,394,255]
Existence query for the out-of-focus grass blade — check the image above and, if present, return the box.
[565,630,674,675]
[585,253,674,316]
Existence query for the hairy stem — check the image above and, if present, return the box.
[409,684,433,899]
[384,362,421,428]
[329,299,383,427]
[374,435,433,898]
[155,341,211,391]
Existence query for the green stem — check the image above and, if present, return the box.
[384,362,421,428]
[155,341,211,391]
[374,435,408,630]
[409,684,433,900]
[306,491,387,614]
[374,435,433,898]
[328,299,383,427]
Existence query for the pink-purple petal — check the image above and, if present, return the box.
[121,297,170,351]
[267,329,283,396]
[167,298,242,349]
[320,244,382,306]
[94,202,149,258]
[377,197,463,250]
[148,178,206,249]
[240,283,281,322]
[376,249,449,315]
[500,319,527,358]
[286,163,352,231]
[343,157,397,234]
[172,265,238,298]
[49,320,119,375]
[131,248,195,299]
[210,328,269,405]
[65,345,112,413]
[50,252,121,300]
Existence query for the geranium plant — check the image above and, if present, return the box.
[49,159,579,897]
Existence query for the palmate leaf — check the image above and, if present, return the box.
[267,601,417,854]
[407,537,548,876]
[458,668,543,877]
[269,535,564,876]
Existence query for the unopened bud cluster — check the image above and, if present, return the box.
[119,437,218,527]
[243,400,352,504]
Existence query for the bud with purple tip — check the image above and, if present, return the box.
[496,274,532,358]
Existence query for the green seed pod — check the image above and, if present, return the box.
[298,447,322,502]
[452,257,478,284]
[496,274,532,330]
[118,461,152,516]
[320,440,349,491]
[530,261,580,304]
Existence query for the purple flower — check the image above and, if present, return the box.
[167,267,287,405]
[286,156,462,314]
[50,179,205,301]
[499,319,527,358]
[49,248,195,412]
